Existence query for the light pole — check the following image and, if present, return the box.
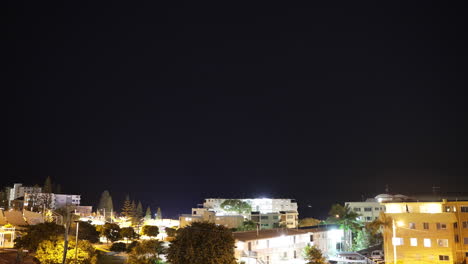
[74,221,80,264]
[392,219,397,264]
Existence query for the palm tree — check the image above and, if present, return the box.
[326,204,363,250]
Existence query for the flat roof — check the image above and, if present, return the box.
[233,228,310,241]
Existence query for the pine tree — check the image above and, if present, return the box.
[136,201,143,219]
[43,176,52,193]
[98,191,114,215]
[121,195,133,218]
[145,206,152,220]
[156,207,162,220]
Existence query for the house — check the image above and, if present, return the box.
[382,199,468,264]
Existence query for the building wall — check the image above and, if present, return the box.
[383,201,468,264]
[345,201,385,222]
[203,198,298,214]
[235,233,311,264]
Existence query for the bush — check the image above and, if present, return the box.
[126,240,139,253]
[110,242,126,252]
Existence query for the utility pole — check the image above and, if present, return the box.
[62,207,71,264]
[74,221,79,263]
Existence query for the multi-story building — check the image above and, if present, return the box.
[382,200,468,264]
[203,198,298,214]
[6,183,42,206]
[250,211,299,229]
[234,226,347,264]
[24,193,81,210]
[179,210,243,229]
[345,198,385,222]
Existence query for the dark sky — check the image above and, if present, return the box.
[4,1,468,219]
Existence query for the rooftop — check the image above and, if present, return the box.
[233,228,309,241]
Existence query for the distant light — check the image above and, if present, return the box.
[396,221,405,227]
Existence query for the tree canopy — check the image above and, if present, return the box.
[101,223,121,242]
[120,227,138,241]
[36,238,97,264]
[14,222,64,251]
[167,222,236,264]
[220,199,252,215]
[303,245,327,264]
[141,225,159,237]
[97,190,114,214]
[128,239,165,264]
[71,221,100,243]
[235,220,257,231]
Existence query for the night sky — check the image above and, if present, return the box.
[4,2,468,219]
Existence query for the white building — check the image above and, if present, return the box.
[234,226,346,264]
[203,198,298,214]
[345,198,385,222]
[24,193,80,210]
[6,183,42,205]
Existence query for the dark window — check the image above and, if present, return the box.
[439,255,449,261]
[409,223,416,229]
[461,206,468,213]
[353,208,361,212]
[310,235,314,242]
[437,223,447,230]
[261,216,269,220]
[294,250,297,258]
[455,235,459,243]
[454,222,458,229]
[463,221,468,228]
[364,207,372,212]
[464,238,468,245]
[423,223,429,229]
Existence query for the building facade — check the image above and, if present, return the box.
[203,198,298,214]
[345,199,385,222]
[6,183,42,206]
[24,193,81,210]
[382,200,468,264]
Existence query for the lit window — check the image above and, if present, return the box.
[424,238,431,247]
[439,255,449,261]
[392,237,404,246]
[436,223,447,230]
[410,238,417,246]
[409,223,416,229]
[437,239,449,247]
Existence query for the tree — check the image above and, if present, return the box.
[129,239,165,264]
[220,199,252,215]
[121,195,133,219]
[120,227,138,242]
[145,206,152,220]
[36,238,97,264]
[136,201,144,220]
[303,245,327,264]
[71,221,100,243]
[156,207,162,220]
[40,176,54,211]
[167,222,236,264]
[102,223,121,243]
[235,220,257,231]
[141,225,159,237]
[110,242,127,252]
[352,229,371,251]
[14,222,65,251]
[98,190,114,216]
[165,227,177,238]
[326,204,363,250]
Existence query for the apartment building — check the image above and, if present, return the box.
[179,210,244,229]
[234,226,347,264]
[24,193,81,210]
[6,183,42,206]
[382,200,468,264]
[203,198,298,214]
[251,211,299,229]
[345,198,385,222]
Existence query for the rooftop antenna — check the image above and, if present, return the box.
[385,184,389,193]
